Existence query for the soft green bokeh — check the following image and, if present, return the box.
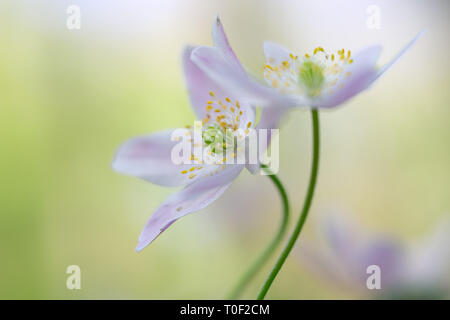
[0,0,448,299]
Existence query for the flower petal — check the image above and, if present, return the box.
[315,45,381,108]
[322,213,361,262]
[263,41,294,66]
[112,129,203,187]
[212,14,247,78]
[245,106,286,174]
[136,164,244,251]
[317,31,423,109]
[375,30,424,80]
[257,105,286,132]
[356,238,405,287]
[404,219,450,286]
[191,46,299,108]
[183,46,227,119]
[184,45,256,124]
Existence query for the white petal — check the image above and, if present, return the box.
[191,46,298,108]
[317,31,423,109]
[246,106,287,175]
[263,41,294,66]
[404,219,450,286]
[375,30,425,80]
[112,130,205,187]
[212,14,247,78]
[182,46,227,119]
[136,164,244,250]
[315,45,381,108]
[322,212,361,262]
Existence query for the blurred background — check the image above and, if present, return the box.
[0,0,448,299]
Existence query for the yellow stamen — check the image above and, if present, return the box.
[271,79,278,88]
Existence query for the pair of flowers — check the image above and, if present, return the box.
[113,15,421,252]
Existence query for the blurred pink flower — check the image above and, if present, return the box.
[298,212,450,299]
[112,30,284,251]
[192,16,423,109]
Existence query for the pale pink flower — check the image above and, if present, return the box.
[113,36,283,251]
[298,212,450,298]
[192,16,423,109]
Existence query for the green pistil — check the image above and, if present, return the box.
[299,60,324,97]
[202,124,234,153]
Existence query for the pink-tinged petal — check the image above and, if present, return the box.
[404,220,450,286]
[374,30,425,81]
[257,105,286,132]
[322,213,406,289]
[296,241,350,289]
[191,46,299,108]
[245,106,287,174]
[136,164,244,251]
[315,45,382,109]
[317,31,423,109]
[212,14,246,77]
[322,213,361,264]
[112,130,200,187]
[356,238,405,288]
[182,46,227,119]
[245,164,259,175]
[184,46,256,123]
[263,41,294,66]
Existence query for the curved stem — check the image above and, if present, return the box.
[256,109,320,300]
[227,165,290,300]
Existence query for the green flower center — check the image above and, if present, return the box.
[298,60,325,97]
[202,124,234,153]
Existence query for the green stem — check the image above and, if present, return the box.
[256,108,320,300]
[227,165,290,300]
